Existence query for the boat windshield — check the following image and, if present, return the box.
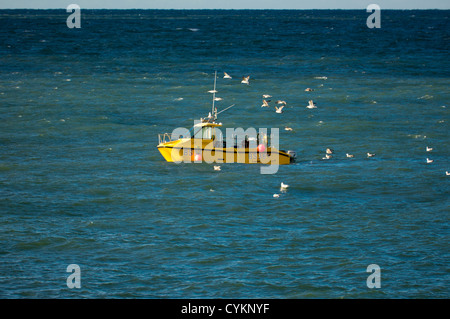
[188,125,215,139]
[189,126,201,138]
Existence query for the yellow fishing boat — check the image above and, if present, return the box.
[157,72,296,165]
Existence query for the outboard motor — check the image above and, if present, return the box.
[287,150,297,163]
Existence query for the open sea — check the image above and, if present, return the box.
[0,9,449,299]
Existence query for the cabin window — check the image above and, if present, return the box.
[189,126,201,138]
[202,127,212,139]
[189,125,219,140]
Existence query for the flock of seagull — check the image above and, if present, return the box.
[319,147,375,160]
[261,94,316,113]
[221,72,319,115]
[211,72,449,189]
[271,145,447,198]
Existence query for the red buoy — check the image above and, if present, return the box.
[194,153,202,162]
[257,144,266,152]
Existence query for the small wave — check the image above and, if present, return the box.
[407,134,427,139]
[417,95,433,100]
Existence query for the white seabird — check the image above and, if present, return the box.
[426,158,434,163]
[241,76,250,84]
[214,165,221,171]
[306,100,317,109]
[275,105,285,113]
[426,146,433,152]
[223,72,232,79]
[261,100,270,107]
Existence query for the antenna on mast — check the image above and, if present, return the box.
[217,104,235,116]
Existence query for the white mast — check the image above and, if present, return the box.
[212,70,217,121]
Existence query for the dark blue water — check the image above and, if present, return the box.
[0,9,449,298]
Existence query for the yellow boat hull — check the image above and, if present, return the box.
[157,139,293,165]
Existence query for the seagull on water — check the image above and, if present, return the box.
[280,182,289,189]
[426,158,434,164]
[305,88,314,92]
[214,165,221,171]
[285,127,293,131]
[223,72,232,79]
[261,100,270,107]
[346,153,354,158]
[307,100,317,109]
[367,153,376,158]
[214,97,223,101]
[276,100,286,105]
[208,89,218,93]
[273,194,280,198]
[446,171,450,176]
[241,76,250,84]
[426,146,433,152]
[263,94,272,99]
[322,154,332,160]
[326,148,334,154]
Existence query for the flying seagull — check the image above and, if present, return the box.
[241,76,250,84]
[306,100,317,109]
[275,105,285,113]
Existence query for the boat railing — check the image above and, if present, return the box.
[158,132,276,147]
[158,133,173,144]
